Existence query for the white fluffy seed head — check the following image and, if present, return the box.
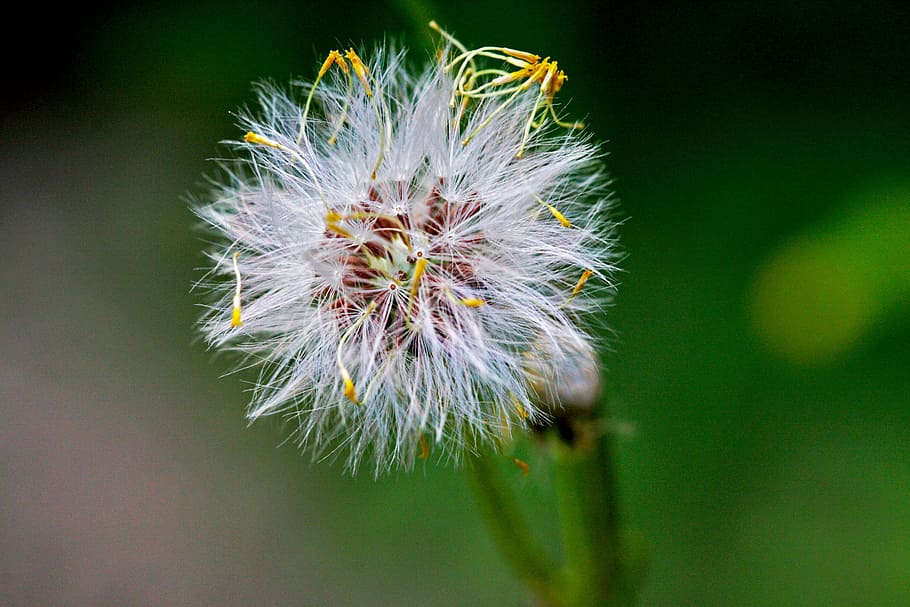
[195,42,619,474]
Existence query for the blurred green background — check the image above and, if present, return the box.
[1,1,908,605]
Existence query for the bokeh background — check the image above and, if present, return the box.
[2,1,908,605]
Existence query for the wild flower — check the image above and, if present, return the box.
[195,24,618,473]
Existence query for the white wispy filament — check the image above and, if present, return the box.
[196,34,618,474]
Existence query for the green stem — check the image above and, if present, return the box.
[551,417,626,607]
[468,453,563,606]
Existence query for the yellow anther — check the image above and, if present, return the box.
[418,435,430,460]
[569,268,594,301]
[345,48,373,97]
[325,209,355,239]
[429,20,468,55]
[336,301,376,406]
[404,257,429,329]
[547,204,571,228]
[319,50,347,78]
[301,50,354,150]
[318,51,337,78]
[540,61,559,95]
[540,63,568,101]
[490,67,534,87]
[341,369,358,404]
[501,48,541,66]
[536,196,572,228]
[512,458,530,476]
[326,223,354,239]
[231,251,243,328]
[521,61,550,91]
[339,48,384,178]
[460,297,485,307]
[409,257,428,306]
[552,70,568,96]
[244,131,283,149]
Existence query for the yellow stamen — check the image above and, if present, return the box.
[408,257,428,316]
[418,435,429,459]
[523,61,551,91]
[300,50,352,147]
[535,195,571,228]
[550,69,568,97]
[540,60,561,98]
[547,204,571,228]
[319,50,346,77]
[438,34,583,157]
[404,258,429,330]
[516,86,547,158]
[231,251,243,328]
[461,84,526,147]
[325,223,354,239]
[301,50,354,147]
[500,48,541,65]
[345,48,373,97]
[513,458,530,476]
[545,102,585,130]
[245,130,323,172]
[429,21,479,111]
[540,60,555,90]
[490,67,534,87]
[566,268,594,304]
[325,209,356,239]
[428,20,468,55]
[244,131,283,149]
[341,368,357,403]
[342,48,385,179]
[336,301,377,406]
[247,129,330,212]
[460,297,485,307]
[445,47,538,75]
[327,69,354,145]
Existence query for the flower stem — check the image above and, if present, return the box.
[468,453,563,606]
[469,409,634,606]
[550,415,626,606]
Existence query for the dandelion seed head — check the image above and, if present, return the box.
[195,29,619,474]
